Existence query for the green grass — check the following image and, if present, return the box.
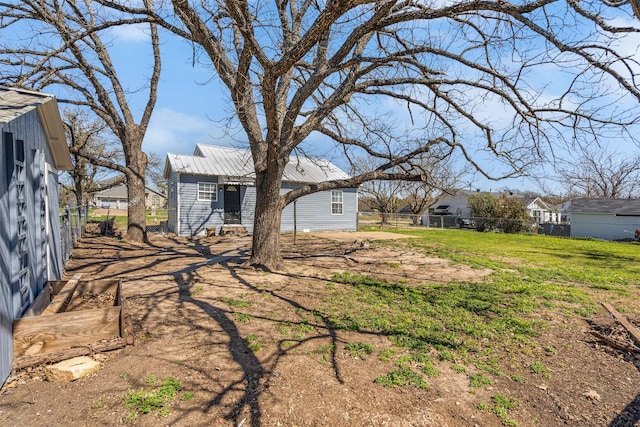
[123,377,188,419]
[478,394,520,426]
[373,368,430,389]
[88,208,168,231]
[245,334,263,351]
[530,361,551,378]
[344,342,375,359]
[315,229,640,396]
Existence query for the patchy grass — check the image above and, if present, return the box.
[478,394,520,426]
[344,342,375,359]
[316,229,640,396]
[373,368,430,389]
[123,377,188,420]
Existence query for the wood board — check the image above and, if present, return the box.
[12,279,130,360]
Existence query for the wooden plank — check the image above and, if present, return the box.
[12,339,126,370]
[22,286,51,317]
[13,306,121,357]
[118,281,135,345]
[42,273,82,315]
[601,302,640,348]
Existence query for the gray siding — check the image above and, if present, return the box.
[0,110,65,386]
[0,128,12,389]
[280,185,358,232]
[166,170,178,233]
[170,176,357,236]
[178,174,225,236]
[241,186,256,231]
[570,213,640,241]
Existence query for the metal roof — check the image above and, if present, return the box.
[165,144,350,183]
[567,198,640,215]
[0,86,72,170]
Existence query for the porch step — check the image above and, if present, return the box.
[219,225,249,236]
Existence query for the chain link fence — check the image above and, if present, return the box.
[60,204,88,264]
[359,212,570,236]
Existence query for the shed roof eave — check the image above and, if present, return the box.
[36,98,73,170]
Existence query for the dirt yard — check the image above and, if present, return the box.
[1,231,639,426]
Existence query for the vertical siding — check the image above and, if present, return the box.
[0,110,65,386]
[178,175,224,236]
[46,168,63,280]
[0,127,12,387]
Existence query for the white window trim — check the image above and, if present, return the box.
[331,190,343,215]
[198,182,218,202]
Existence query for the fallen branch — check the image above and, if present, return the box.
[590,331,635,352]
[601,302,640,348]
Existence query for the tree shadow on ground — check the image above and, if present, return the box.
[610,394,640,427]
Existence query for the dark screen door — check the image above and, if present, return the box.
[224,185,242,224]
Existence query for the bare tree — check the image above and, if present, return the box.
[353,155,404,223]
[555,146,640,198]
[401,151,465,225]
[360,181,404,224]
[62,109,124,207]
[69,0,640,268]
[0,0,161,242]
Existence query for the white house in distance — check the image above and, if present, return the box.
[0,86,72,387]
[164,144,358,236]
[567,198,640,241]
[423,190,563,226]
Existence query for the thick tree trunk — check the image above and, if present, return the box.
[74,178,83,207]
[125,140,148,242]
[249,168,286,270]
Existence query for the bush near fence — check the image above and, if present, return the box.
[360,212,570,236]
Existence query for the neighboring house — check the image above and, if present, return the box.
[94,184,167,209]
[0,87,72,386]
[423,190,564,226]
[567,198,640,241]
[164,144,357,236]
[522,197,563,225]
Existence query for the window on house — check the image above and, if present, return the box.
[198,182,218,201]
[331,190,343,215]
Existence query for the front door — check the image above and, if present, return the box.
[224,185,242,224]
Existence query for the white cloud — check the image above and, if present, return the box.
[143,108,223,155]
[108,23,150,42]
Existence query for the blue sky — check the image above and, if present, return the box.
[104,11,640,196]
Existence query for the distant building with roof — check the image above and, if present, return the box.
[567,198,640,241]
[423,190,565,227]
[163,144,357,236]
[93,184,166,210]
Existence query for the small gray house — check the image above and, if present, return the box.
[567,198,640,241]
[0,87,72,386]
[164,144,357,236]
